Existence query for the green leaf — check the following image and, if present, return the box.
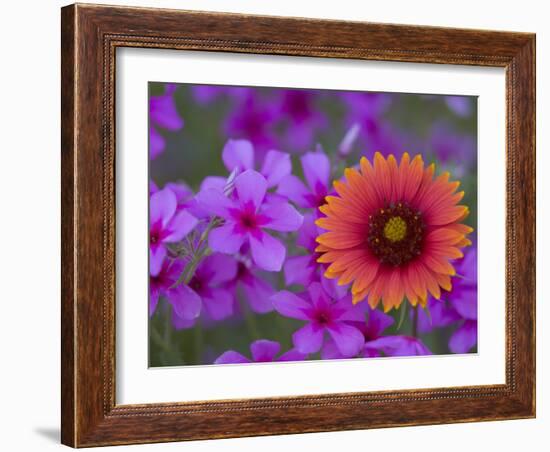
[396,300,408,330]
[422,303,433,327]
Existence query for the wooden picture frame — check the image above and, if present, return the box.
[61,3,535,447]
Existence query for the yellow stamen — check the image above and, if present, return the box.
[383,216,407,242]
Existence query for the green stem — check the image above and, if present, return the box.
[170,218,220,289]
[150,326,172,352]
[239,296,261,340]
[412,305,419,338]
[193,322,204,364]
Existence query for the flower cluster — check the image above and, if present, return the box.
[149,83,478,366]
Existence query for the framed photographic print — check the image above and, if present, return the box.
[61,3,536,447]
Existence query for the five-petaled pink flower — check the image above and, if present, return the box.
[197,169,303,272]
[150,187,198,276]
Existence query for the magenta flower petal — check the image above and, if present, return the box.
[301,151,330,192]
[271,291,312,320]
[365,308,395,338]
[163,210,198,242]
[168,285,202,320]
[196,188,235,218]
[241,273,274,313]
[202,254,238,285]
[150,188,177,227]
[451,290,477,320]
[449,320,477,353]
[293,323,324,354]
[150,259,184,314]
[234,170,267,210]
[215,351,251,364]
[320,276,349,301]
[215,340,304,365]
[149,288,160,316]
[283,255,316,286]
[416,298,460,333]
[331,297,366,322]
[249,231,286,271]
[171,315,196,330]
[445,96,472,117]
[262,202,303,232]
[366,336,432,357]
[326,323,364,357]
[277,175,310,208]
[250,340,281,362]
[202,287,234,321]
[150,88,183,130]
[199,176,227,193]
[260,150,292,187]
[149,246,167,277]
[278,349,307,362]
[222,139,254,172]
[362,346,381,358]
[320,338,342,360]
[150,126,165,160]
[209,223,245,254]
[308,282,329,310]
[296,214,320,250]
[165,182,193,203]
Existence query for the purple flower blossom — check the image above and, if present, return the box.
[149,180,159,195]
[191,85,251,105]
[448,247,478,353]
[176,253,238,322]
[414,246,477,353]
[444,95,473,118]
[221,139,291,189]
[197,169,303,271]
[414,297,461,334]
[231,254,275,313]
[163,181,193,209]
[149,258,183,316]
[363,335,432,357]
[283,214,323,287]
[277,150,331,214]
[272,281,365,358]
[276,89,328,152]
[150,188,198,276]
[149,84,183,160]
[427,122,476,175]
[149,259,201,322]
[224,94,278,153]
[215,340,306,364]
[322,308,392,359]
[339,92,416,160]
[322,307,432,359]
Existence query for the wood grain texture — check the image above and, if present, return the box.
[61,3,536,447]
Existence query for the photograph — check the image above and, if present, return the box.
[148,82,478,367]
[53,2,537,447]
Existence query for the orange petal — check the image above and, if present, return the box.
[434,273,452,292]
[426,228,467,245]
[352,287,370,305]
[327,249,370,273]
[316,231,365,249]
[351,260,380,294]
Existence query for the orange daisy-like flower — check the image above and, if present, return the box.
[315,152,473,311]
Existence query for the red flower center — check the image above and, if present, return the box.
[189,277,204,293]
[150,230,160,245]
[367,202,424,267]
[239,211,258,230]
[315,310,332,325]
